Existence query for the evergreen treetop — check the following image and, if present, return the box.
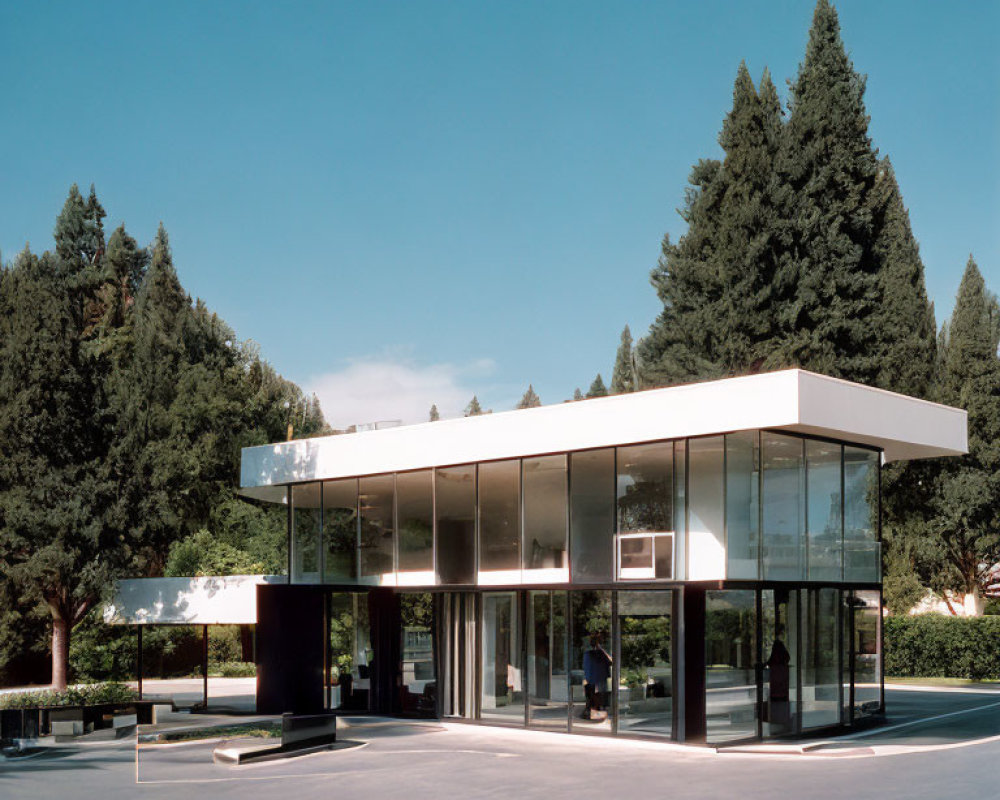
[517,384,541,409]
[586,373,608,398]
[611,325,636,393]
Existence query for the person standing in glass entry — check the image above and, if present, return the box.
[583,634,612,720]
[766,624,791,726]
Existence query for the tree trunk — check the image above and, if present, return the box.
[51,614,70,691]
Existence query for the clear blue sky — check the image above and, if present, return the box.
[2,1,997,427]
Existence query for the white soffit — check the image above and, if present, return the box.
[240,369,967,492]
[103,575,283,626]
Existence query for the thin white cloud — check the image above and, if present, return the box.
[308,357,496,429]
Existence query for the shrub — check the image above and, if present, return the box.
[214,661,256,678]
[0,682,138,710]
[885,615,1000,680]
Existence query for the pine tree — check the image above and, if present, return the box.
[0,248,114,689]
[572,388,583,401]
[517,384,541,409]
[429,404,440,421]
[586,374,608,398]
[611,325,636,393]
[465,396,483,416]
[921,258,1000,608]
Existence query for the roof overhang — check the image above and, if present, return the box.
[104,575,284,625]
[239,369,967,497]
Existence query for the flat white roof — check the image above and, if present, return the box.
[240,369,967,500]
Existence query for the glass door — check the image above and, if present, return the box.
[705,590,758,744]
[527,590,568,730]
[480,592,524,724]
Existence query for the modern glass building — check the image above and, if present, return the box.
[240,369,967,745]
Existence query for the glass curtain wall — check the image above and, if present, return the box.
[726,433,759,579]
[480,591,524,724]
[396,470,434,583]
[806,443,843,581]
[852,590,881,718]
[478,460,521,583]
[801,588,840,729]
[324,479,358,583]
[359,475,395,583]
[569,449,615,584]
[617,444,673,581]
[291,483,321,583]
[523,456,569,582]
[527,590,569,729]
[436,465,476,585]
[570,591,613,733]
[761,588,798,736]
[762,434,806,580]
[617,591,673,738]
[328,592,370,711]
[705,590,757,744]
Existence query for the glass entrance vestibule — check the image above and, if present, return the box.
[321,585,881,745]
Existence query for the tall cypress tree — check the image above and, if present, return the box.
[774,0,881,381]
[869,158,937,398]
[611,325,636,393]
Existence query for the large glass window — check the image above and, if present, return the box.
[569,449,615,584]
[726,432,759,580]
[844,448,880,582]
[478,460,521,582]
[359,474,395,583]
[436,465,476,585]
[570,590,613,734]
[688,437,724,580]
[527,590,568,729]
[396,470,434,582]
[807,442,843,581]
[762,433,805,580]
[324,478,358,583]
[523,455,569,582]
[617,443,673,580]
[617,591,673,739]
[291,482,321,583]
[400,593,436,717]
[706,590,758,744]
[761,588,798,737]
[480,591,523,724]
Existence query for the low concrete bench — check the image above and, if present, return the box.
[214,712,337,765]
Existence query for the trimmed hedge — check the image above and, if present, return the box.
[0,682,138,710]
[885,615,1000,680]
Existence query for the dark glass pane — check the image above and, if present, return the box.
[852,590,881,717]
[801,588,840,729]
[436,465,476,585]
[329,592,369,711]
[617,591,673,739]
[324,478,358,583]
[478,460,521,579]
[762,588,798,737]
[291,482,321,583]
[360,474,395,582]
[397,471,434,578]
[400,593,436,717]
[523,455,568,582]
[569,449,614,584]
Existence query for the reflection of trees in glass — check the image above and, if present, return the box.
[325,508,357,579]
[618,480,671,532]
[401,593,433,628]
[329,596,356,679]
[360,517,393,573]
[399,519,432,567]
[620,616,670,687]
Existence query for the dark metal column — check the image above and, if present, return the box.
[137,626,143,700]
[682,585,706,743]
[202,625,209,708]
